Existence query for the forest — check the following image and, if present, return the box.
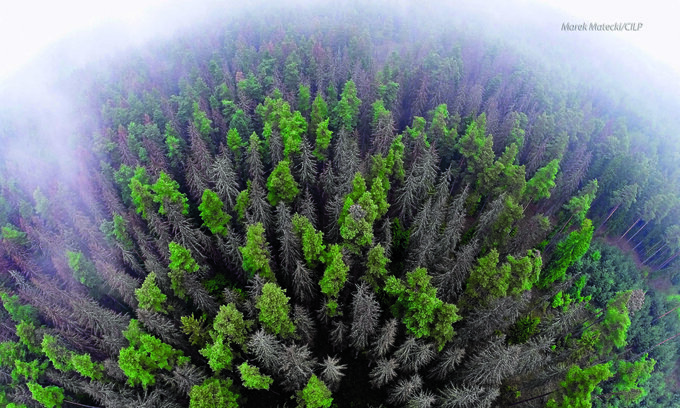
[1,2,680,407]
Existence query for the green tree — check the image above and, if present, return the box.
[524,158,560,204]
[385,268,461,350]
[319,245,349,301]
[457,114,494,189]
[193,102,214,142]
[280,110,307,158]
[239,361,273,390]
[298,84,311,116]
[118,320,187,388]
[596,291,633,355]
[429,104,456,162]
[227,127,245,158]
[238,72,264,105]
[199,189,231,236]
[292,213,326,266]
[240,223,274,281]
[364,244,389,291]
[14,358,47,382]
[314,118,332,161]
[66,250,102,289]
[284,52,302,92]
[507,249,542,295]
[547,363,613,408]
[135,272,167,314]
[26,382,64,408]
[128,169,153,217]
[612,354,656,404]
[0,293,38,323]
[213,303,249,348]
[151,172,189,215]
[333,80,361,130]
[165,122,184,167]
[297,374,333,408]
[168,242,200,300]
[386,134,406,182]
[199,335,233,374]
[229,109,251,142]
[1,224,28,246]
[235,186,250,222]
[561,179,599,229]
[71,353,104,380]
[338,174,379,252]
[100,213,134,250]
[310,93,329,139]
[267,160,299,206]
[256,282,295,337]
[539,219,594,287]
[15,320,40,354]
[189,377,239,408]
[41,335,72,371]
[464,249,507,303]
[181,314,210,347]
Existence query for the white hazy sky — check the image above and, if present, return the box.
[0,0,222,83]
[0,0,156,81]
[541,0,680,73]
[0,0,679,82]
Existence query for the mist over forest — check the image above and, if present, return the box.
[1,1,679,407]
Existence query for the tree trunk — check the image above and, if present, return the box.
[557,214,574,236]
[651,247,671,268]
[659,251,680,269]
[626,219,649,243]
[619,218,641,240]
[643,243,666,265]
[632,238,646,251]
[638,239,662,255]
[635,332,680,360]
[652,304,680,323]
[596,204,619,233]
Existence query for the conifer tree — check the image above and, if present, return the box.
[370,358,399,389]
[546,363,613,408]
[319,245,349,315]
[198,189,230,236]
[267,160,299,206]
[333,80,361,130]
[350,283,381,350]
[280,343,316,391]
[319,355,346,391]
[238,361,273,390]
[189,377,239,408]
[385,268,461,350]
[256,282,295,337]
[292,213,326,267]
[135,272,167,314]
[310,93,329,140]
[540,218,594,287]
[314,118,333,161]
[213,303,249,349]
[167,242,200,300]
[297,374,333,408]
[240,223,274,281]
[210,149,240,209]
[524,158,560,204]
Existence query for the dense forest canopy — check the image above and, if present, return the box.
[1,2,680,407]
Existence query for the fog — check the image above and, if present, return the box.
[1,0,678,194]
